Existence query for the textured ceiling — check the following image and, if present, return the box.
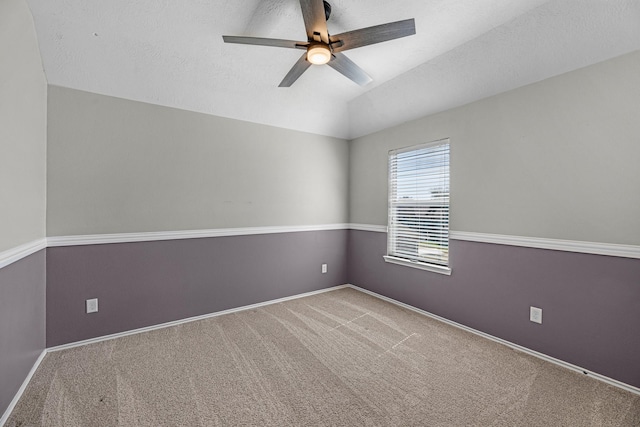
[26,0,640,139]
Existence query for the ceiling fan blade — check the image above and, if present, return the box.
[222,36,307,50]
[327,53,372,86]
[329,18,416,53]
[299,0,329,43]
[279,53,312,87]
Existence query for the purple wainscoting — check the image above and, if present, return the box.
[0,250,46,417]
[46,230,348,347]
[347,229,640,389]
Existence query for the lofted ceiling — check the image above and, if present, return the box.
[26,0,640,139]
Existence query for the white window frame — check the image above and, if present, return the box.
[384,138,451,275]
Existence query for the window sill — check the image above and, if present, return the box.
[383,256,452,276]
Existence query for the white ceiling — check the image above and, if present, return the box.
[26,0,640,139]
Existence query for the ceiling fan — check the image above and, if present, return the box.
[222,0,416,87]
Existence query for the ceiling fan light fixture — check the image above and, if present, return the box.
[222,1,416,86]
[307,44,331,65]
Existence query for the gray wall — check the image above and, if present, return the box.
[349,50,640,245]
[0,251,46,416]
[347,50,640,389]
[348,231,640,388]
[0,0,47,418]
[44,87,351,348]
[47,86,349,236]
[0,0,47,252]
[47,231,348,347]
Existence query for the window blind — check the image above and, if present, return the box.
[387,139,450,267]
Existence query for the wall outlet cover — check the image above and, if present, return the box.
[86,298,98,314]
[321,263,328,274]
[530,306,542,324]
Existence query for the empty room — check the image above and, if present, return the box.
[1,0,639,425]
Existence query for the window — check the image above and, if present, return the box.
[384,139,451,275]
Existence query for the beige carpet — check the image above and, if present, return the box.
[6,288,640,426]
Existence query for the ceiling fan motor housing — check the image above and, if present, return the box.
[323,1,331,21]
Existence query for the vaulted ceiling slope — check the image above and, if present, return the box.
[26,0,640,139]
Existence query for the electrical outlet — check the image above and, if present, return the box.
[530,306,542,324]
[321,263,328,274]
[86,298,98,314]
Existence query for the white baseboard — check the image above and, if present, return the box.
[1,286,348,424]
[2,286,351,424]
[3,282,638,426]
[2,285,349,424]
[345,284,640,396]
[0,349,47,427]
[48,285,349,352]
[49,283,640,395]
